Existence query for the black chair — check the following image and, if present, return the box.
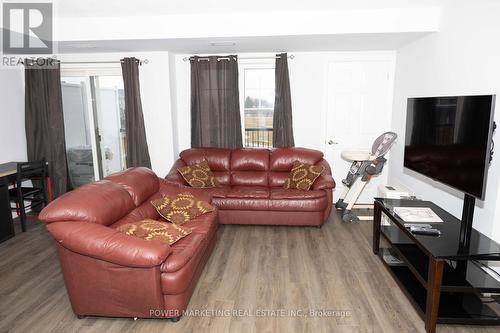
[9,160,49,232]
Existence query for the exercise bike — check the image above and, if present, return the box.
[335,132,398,223]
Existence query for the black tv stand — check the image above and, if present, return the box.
[459,193,475,253]
[373,198,500,333]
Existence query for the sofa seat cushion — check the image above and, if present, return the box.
[177,209,218,241]
[198,186,230,199]
[159,209,217,274]
[212,197,269,210]
[226,186,270,199]
[213,190,327,211]
[269,197,328,212]
[160,233,206,274]
[270,189,326,200]
[160,232,216,295]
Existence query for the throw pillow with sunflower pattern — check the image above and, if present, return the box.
[116,219,192,245]
[283,161,325,191]
[177,159,219,188]
[151,193,215,225]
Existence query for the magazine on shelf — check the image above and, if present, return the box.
[393,207,443,223]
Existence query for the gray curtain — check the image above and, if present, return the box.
[121,57,152,168]
[25,59,68,198]
[273,53,295,147]
[190,55,243,149]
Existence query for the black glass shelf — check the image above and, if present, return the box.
[379,242,500,293]
[376,198,500,259]
[381,261,500,325]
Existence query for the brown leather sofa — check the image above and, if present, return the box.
[39,167,217,320]
[39,148,334,321]
[166,147,335,226]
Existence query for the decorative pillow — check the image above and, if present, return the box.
[283,161,325,191]
[151,193,215,225]
[177,159,219,188]
[116,219,191,245]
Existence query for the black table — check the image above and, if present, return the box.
[373,198,500,333]
[0,162,17,242]
[0,162,18,182]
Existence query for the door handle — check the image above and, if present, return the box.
[328,140,339,145]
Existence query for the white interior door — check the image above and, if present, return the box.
[325,56,395,204]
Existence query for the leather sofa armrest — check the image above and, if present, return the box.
[312,174,336,190]
[47,221,172,268]
[165,159,188,186]
[312,159,336,190]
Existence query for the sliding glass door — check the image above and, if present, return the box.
[61,72,126,188]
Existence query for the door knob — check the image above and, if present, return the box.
[328,140,339,145]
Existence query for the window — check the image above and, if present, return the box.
[241,66,275,147]
[61,69,127,188]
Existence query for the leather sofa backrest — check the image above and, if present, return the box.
[269,148,324,170]
[180,148,231,185]
[39,180,136,226]
[269,148,324,187]
[105,167,160,206]
[177,147,325,187]
[230,148,269,186]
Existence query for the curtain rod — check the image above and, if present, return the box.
[182,55,294,62]
[61,59,149,65]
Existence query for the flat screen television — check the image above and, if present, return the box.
[404,95,496,200]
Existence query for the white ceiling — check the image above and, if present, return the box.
[37,1,442,53]
[53,0,441,17]
[59,33,432,54]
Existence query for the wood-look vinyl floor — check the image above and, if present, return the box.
[1,213,499,333]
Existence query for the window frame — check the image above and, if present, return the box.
[60,65,125,182]
[238,60,275,148]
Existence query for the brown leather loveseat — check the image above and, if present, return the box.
[166,147,335,226]
[39,167,217,321]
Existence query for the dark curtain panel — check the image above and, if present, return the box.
[273,53,295,147]
[190,55,243,149]
[121,57,152,168]
[25,59,68,198]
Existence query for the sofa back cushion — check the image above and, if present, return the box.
[180,148,231,185]
[269,148,324,171]
[39,180,136,226]
[230,148,269,186]
[268,148,324,187]
[176,147,325,188]
[105,167,159,206]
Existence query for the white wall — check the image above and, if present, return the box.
[138,52,176,176]
[172,51,395,155]
[0,68,26,163]
[59,52,176,177]
[389,0,500,243]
